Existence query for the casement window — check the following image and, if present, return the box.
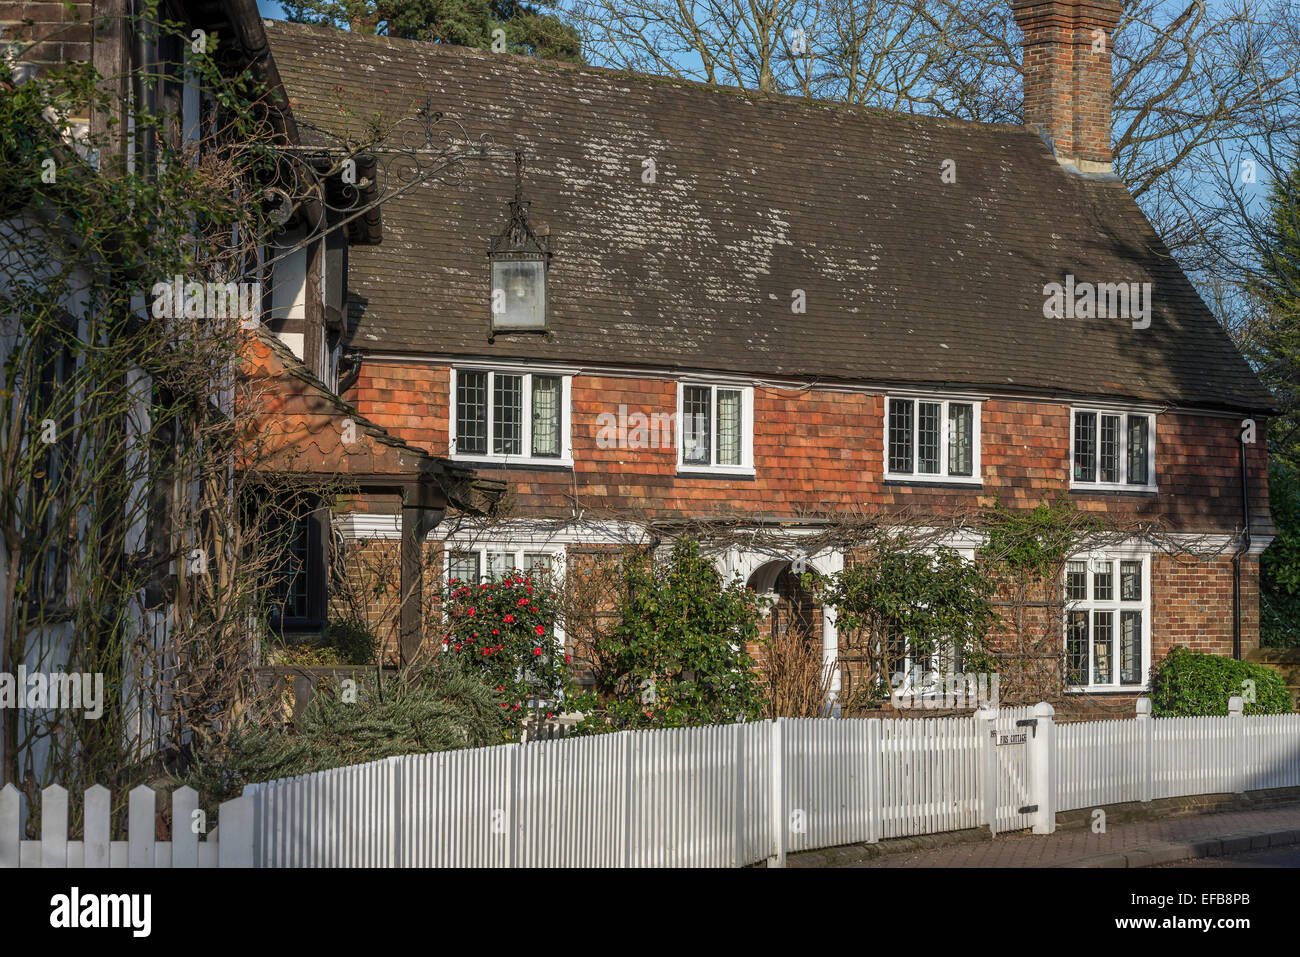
[676,382,754,474]
[447,547,559,583]
[884,396,980,484]
[450,368,572,466]
[1064,554,1150,691]
[1071,408,1155,490]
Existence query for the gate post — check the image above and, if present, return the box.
[1030,702,1056,835]
[975,705,997,836]
[767,718,785,868]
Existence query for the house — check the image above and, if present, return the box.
[259,1,1275,714]
[0,0,498,785]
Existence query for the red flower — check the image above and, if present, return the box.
[503,614,514,624]
[492,629,499,635]
[467,608,476,617]
[564,655,571,663]
[454,644,462,651]
[534,625,545,636]
[533,647,542,656]
[518,598,529,607]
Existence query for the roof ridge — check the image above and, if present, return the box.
[261,18,1031,139]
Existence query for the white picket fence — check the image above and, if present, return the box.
[0,783,254,868]
[6,699,1299,867]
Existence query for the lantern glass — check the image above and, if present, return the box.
[491,257,546,330]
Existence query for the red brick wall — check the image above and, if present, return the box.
[350,359,1269,533]
[5,1,96,71]
[1152,553,1260,657]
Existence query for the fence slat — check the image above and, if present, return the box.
[40,785,68,868]
[127,786,154,869]
[0,784,19,868]
[172,786,199,868]
[84,784,110,868]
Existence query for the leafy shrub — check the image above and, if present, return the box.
[1262,461,1300,648]
[817,542,997,701]
[570,538,765,732]
[176,661,506,808]
[1148,646,1294,716]
[438,566,568,738]
[322,616,378,665]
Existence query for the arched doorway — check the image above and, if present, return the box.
[767,565,817,642]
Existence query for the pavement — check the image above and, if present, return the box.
[788,798,1300,868]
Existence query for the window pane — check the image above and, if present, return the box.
[491,259,545,329]
[1099,414,1121,483]
[1074,411,1096,482]
[493,374,523,455]
[716,389,742,466]
[524,552,551,573]
[948,403,974,476]
[682,386,711,465]
[531,375,561,457]
[456,370,488,455]
[449,552,480,583]
[486,550,511,576]
[1120,610,1143,685]
[1066,561,1087,601]
[1093,560,1114,601]
[1120,560,1142,601]
[888,400,913,473]
[1127,415,1149,485]
[1067,611,1089,685]
[1093,611,1113,684]
[917,402,941,474]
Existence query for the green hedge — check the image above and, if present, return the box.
[1148,647,1294,716]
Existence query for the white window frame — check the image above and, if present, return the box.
[675,381,755,476]
[1069,407,1157,491]
[1063,551,1151,693]
[889,546,977,699]
[444,544,566,584]
[449,367,573,467]
[883,395,982,485]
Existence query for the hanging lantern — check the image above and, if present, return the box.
[488,151,550,332]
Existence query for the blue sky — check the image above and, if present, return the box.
[258,1,288,19]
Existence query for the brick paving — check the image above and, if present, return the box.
[821,804,1300,867]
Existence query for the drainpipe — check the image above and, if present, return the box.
[1233,421,1252,660]
[131,3,158,180]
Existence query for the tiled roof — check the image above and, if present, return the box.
[241,331,504,511]
[264,19,1273,414]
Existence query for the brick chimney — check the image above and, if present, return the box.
[1013,0,1122,173]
